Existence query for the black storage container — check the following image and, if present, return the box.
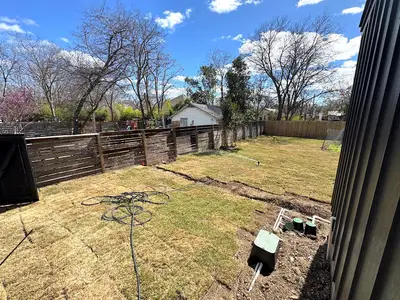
[0,134,39,205]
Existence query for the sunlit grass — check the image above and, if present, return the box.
[0,167,264,299]
[165,136,340,202]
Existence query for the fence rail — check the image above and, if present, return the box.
[264,121,345,139]
[26,122,264,187]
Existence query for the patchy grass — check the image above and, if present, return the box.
[164,136,339,202]
[327,143,342,153]
[0,167,265,299]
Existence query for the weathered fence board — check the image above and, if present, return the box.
[264,121,345,139]
[25,122,265,187]
[100,131,145,170]
[26,134,102,187]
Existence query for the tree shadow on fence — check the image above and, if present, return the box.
[299,243,331,300]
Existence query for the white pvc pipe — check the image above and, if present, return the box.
[248,262,263,292]
[307,215,331,224]
[273,208,285,230]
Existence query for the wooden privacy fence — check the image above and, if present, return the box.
[264,121,345,139]
[26,121,264,187]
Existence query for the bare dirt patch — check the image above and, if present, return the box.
[203,203,331,300]
[157,166,332,300]
[156,166,330,219]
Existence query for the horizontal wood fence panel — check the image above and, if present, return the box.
[24,122,266,187]
[145,130,175,165]
[100,131,145,170]
[26,134,101,187]
[264,121,345,139]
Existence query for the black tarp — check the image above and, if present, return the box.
[0,134,38,205]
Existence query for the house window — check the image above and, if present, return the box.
[180,118,188,127]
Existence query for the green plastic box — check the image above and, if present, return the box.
[249,230,280,272]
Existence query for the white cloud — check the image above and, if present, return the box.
[167,87,186,98]
[297,0,324,7]
[330,34,361,61]
[174,75,186,82]
[0,22,25,33]
[155,9,191,30]
[0,16,18,24]
[60,37,70,43]
[239,32,361,64]
[22,18,39,26]
[209,0,262,14]
[232,34,244,41]
[341,60,357,68]
[342,4,365,15]
[214,35,231,41]
[60,50,101,67]
[330,60,357,88]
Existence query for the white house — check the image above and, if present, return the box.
[170,103,222,127]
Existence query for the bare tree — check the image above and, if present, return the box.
[250,75,275,120]
[0,41,19,100]
[80,83,114,131]
[104,84,125,121]
[125,15,165,121]
[208,49,231,103]
[151,52,181,126]
[17,37,66,120]
[70,4,133,133]
[247,15,337,120]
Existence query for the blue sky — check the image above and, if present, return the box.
[1,0,365,96]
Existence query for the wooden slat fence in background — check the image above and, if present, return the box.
[99,131,145,170]
[26,134,102,187]
[264,121,345,139]
[25,121,265,187]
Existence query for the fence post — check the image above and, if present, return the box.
[195,126,199,151]
[211,125,215,149]
[172,127,178,159]
[141,130,148,166]
[255,122,259,137]
[96,134,105,173]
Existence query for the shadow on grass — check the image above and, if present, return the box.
[192,148,243,157]
[299,243,331,300]
[0,202,35,214]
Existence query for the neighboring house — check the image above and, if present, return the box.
[170,103,222,127]
[327,111,346,121]
[161,94,187,114]
[259,108,278,121]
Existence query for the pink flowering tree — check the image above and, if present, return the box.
[0,88,36,123]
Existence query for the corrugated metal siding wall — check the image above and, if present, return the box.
[330,0,400,299]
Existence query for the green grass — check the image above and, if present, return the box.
[327,143,342,153]
[164,136,340,202]
[0,167,264,299]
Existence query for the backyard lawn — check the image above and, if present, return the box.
[0,136,336,299]
[0,167,266,299]
[164,136,340,202]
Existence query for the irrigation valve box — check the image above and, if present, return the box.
[249,230,280,272]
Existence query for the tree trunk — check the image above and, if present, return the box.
[73,97,87,134]
[92,111,96,133]
[110,106,114,121]
[49,102,56,121]
[220,76,224,104]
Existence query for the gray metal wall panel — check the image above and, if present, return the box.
[330,0,400,299]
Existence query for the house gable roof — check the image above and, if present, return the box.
[169,103,222,120]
